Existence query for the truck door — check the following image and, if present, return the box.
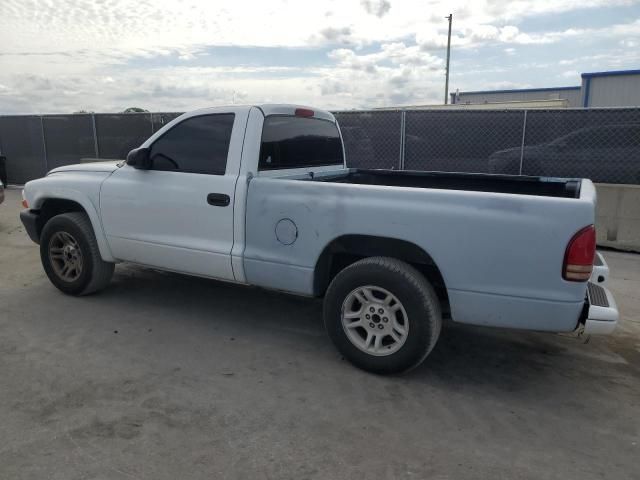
[100,110,247,281]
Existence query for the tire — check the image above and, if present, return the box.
[323,257,442,375]
[40,212,114,296]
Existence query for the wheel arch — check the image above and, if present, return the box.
[32,193,115,262]
[313,234,450,313]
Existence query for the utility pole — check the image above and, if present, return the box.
[444,13,453,104]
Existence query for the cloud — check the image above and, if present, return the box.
[2,0,634,55]
[561,70,580,78]
[361,0,391,17]
[417,21,636,50]
[320,79,353,96]
[483,0,635,20]
[415,32,452,49]
[379,43,443,67]
[620,38,638,47]
[322,42,445,108]
[1,0,639,113]
[328,42,443,81]
[328,48,379,73]
[151,84,211,99]
[315,27,358,46]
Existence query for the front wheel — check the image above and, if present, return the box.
[323,257,442,374]
[40,212,114,296]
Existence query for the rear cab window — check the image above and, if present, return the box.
[259,116,343,170]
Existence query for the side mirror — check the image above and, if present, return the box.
[126,147,151,169]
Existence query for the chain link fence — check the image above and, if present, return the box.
[42,115,96,171]
[94,114,152,160]
[333,111,402,169]
[338,108,640,184]
[1,108,639,185]
[0,112,182,184]
[404,110,526,174]
[519,109,640,184]
[0,116,47,183]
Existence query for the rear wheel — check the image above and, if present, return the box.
[40,212,114,295]
[324,257,442,374]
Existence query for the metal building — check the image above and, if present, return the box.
[451,86,582,107]
[581,70,640,107]
[374,99,569,110]
[452,69,640,108]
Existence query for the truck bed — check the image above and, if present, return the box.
[315,169,582,199]
[244,170,596,331]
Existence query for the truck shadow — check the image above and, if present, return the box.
[98,264,629,395]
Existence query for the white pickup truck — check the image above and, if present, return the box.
[20,104,619,374]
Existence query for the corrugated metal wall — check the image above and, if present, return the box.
[455,88,582,107]
[454,71,640,109]
[582,74,640,108]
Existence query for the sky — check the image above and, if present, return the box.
[0,0,639,114]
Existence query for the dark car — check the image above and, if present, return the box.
[0,154,5,204]
[0,154,7,188]
[488,124,640,183]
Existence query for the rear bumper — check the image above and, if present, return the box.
[590,251,609,285]
[580,282,619,335]
[20,209,40,244]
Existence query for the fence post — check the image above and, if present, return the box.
[399,110,406,170]
[91,114,100,158]
[518,110,527,175]
[40,116,48,172]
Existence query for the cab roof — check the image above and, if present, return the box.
[188,104,335,122]
[256,104,335,122]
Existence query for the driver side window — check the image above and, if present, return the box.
[149,113,235,175]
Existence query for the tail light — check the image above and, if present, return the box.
[21,189,29,209]
[563,225,596,281]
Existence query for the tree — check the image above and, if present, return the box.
[121,107,149,113]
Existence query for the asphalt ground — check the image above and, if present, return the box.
[1,187,639,480]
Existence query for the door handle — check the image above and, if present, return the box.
[207,193,230,207]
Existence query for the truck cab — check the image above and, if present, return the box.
[100,105,344,282]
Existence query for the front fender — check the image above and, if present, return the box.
[24,173,116,262]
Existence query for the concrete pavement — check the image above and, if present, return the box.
[1,188,639,480]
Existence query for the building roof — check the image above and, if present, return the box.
[581,69,640,78]
[454,86,580,96]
